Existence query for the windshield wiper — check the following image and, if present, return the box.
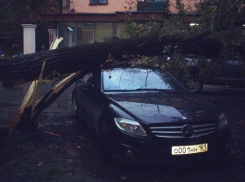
[104,89,134,92]
[104,88,172,92]
[135,88,171,91]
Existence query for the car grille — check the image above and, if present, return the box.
[149,123,217,139]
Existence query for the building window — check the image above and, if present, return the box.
[66,0,70,7]
[90,0,108,5]
[59,22,126,48]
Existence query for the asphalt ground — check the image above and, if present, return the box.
[0,81,245,182]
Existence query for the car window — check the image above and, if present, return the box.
[102,68,183,91]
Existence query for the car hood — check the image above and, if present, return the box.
[106,91,221,125]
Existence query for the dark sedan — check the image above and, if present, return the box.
[72,66,230,164]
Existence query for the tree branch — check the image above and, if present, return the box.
[185,18,245,42]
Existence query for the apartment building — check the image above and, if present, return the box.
[45,0,200,48]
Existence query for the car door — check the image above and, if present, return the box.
[76,71,106,129]
[75,72,94,122]
[222,60,244,86]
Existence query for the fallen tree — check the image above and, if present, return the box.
[0,15,244,82]
[1,17,245,136]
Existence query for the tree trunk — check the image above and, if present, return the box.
[0,36,222,81]
[7,71,84,136]
[0,36,163,81]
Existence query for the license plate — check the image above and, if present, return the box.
[171,143,208,155]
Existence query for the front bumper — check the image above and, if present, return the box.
[110,126,230,164]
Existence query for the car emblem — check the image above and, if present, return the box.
[182,124,194,138]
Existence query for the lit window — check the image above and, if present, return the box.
[90,0,108,5]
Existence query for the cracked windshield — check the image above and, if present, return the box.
[102,68,182,91]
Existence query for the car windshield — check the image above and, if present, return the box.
[102,68,183,92]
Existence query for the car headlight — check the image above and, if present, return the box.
[114,117,147,137]
[218,113,228,130]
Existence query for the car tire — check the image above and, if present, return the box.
[72,94,79,118]
[187,78,203,93]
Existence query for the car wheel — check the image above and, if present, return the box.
[72,94,79,117]
[187,78,203,93]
